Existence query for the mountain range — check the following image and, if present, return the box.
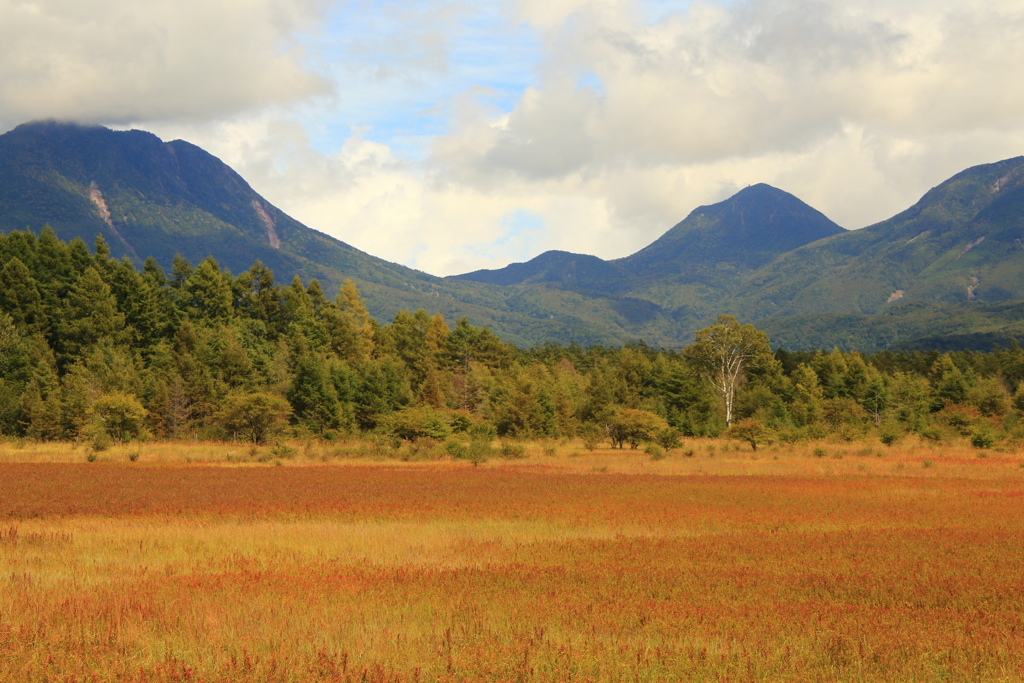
[3,120,1024,351]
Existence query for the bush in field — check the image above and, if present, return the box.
[499,441,526,459]
[445,439,468,459]
[655,427,682,450]
[644,443,667,460]
[970,426,997,449]
[777,428,803,445]
[606,408,669,449]
[728,418,770,451]
[467,421,497,443]
[217,392,292,444]
[93,391,148,443]
[383,406,452,442]
[578,423,603,450]
[879,425,901,446]
[89,431,111,453]
[467,439,491,466]
[271,443,295,459]
[456,421,495,466]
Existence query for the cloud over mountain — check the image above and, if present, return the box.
[0,0,329,128]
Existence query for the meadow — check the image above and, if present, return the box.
[2,437,1024,682]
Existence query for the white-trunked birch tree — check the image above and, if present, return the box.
[686,315,773,427]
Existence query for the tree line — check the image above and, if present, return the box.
[3,227,1024,452]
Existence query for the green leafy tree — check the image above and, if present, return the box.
[21,377,63,440]
[0,257,47,332]
[93,391,148,443]
[967,375,1011,417]
[170,254,193,289]
[217,391,292,444]
[235,261,280,328]
[354,357,413,430]
[790,363,824,426]
[383,406,453,441]
[58,266,125,360]
[888,371,931,428]
[686,316,773,427]
[606,407,669,449]
[729,418,770,451]
[930,354,975,411]
[288,353,341,433]
[60,362,97,441]
[330,279,375,363]
[182,257,234,321]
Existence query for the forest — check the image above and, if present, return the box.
[3,226,1024,454]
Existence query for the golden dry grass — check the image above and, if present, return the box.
[2,438,1024,681]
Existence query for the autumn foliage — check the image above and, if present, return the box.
[2,442,1024,682]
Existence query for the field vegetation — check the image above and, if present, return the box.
[2,437,1024,682]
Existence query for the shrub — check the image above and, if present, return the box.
[777,428,803,445]
[970,427,996,449]
[578,423,602,450]
[445,439,468,459]
[449,412,473,434]
[606,409,669,449]
[729,418,769,451]
[89,427,112,452]
[880,427,901,446]
[813,447,826,458]
[467,439,491,467]
[499,441,526,459]
[937,403,980,436]
[383,406,452,442]
[93,392,148,443]
[271,443,296,460]
[654,427,682,450]
[217,392,292,444]
[467,422,497,443]
[644,443,666,461]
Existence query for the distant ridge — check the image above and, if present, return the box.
[5,120,1024,350]
[453,183,844,292]
[0,121,627,346]
[451,251,626,288]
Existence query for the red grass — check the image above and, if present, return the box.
[2,459,1024,681]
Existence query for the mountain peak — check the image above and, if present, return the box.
[450,250,625,287]
[616,183,845,277]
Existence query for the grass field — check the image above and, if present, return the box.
[2,438,1024,681]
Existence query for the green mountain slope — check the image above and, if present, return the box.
[0,121,637,346]
[616,183,846,277]
[757,301,1024,353]
[735,157,1024,320]
[452,250,626,289]
[7,120,1024,350]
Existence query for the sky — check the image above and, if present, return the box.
[2,0,1024,276]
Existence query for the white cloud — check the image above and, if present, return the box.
[0,0,329,128]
